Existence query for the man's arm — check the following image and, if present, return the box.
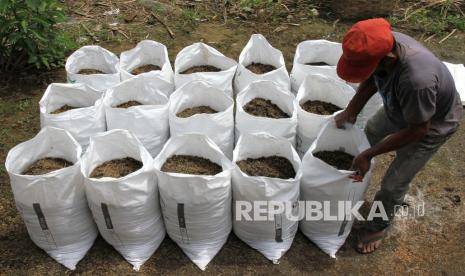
[351,121,430,176]
[335,76,378,128]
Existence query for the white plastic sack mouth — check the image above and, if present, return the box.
[104,73,171,157]
[169,80,235,159]
[154,134,232,270]
[66,45,120,91]
[81,129,165,271]
[300,121,373,258]
[443,61,465,105]
[296,74,355,157]
[39,83,106,149]
[174,42,237,96]
[232,132,302,263]
[5,127,98,270]
[120,40,174,84]
[290,40,343,93]
[236,80,297,146]
[235,34,290,92]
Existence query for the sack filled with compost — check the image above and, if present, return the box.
[233,132,302,263]
[290,40,343,93]
[296,74,355,156]
[66,45,120,91]
[236,80,297,146]
[154,134,232,270]
[5,127,98,270]
[104,73,171,157]
[169,80,234,159]
[300,121,373,258]
[120,40,174,85]
[80,129,165,271]
[39,83,106,150]
[174,42,237,97]
[235,34,290,93]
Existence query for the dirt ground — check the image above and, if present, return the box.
[1,1,465,275]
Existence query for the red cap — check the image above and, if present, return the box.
[337,18,394,83]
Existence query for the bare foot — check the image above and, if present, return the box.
[356,228,386,254]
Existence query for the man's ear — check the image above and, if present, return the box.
[386,52,396,58]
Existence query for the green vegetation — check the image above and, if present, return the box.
[0,0,75,73]
[390,0,465,35]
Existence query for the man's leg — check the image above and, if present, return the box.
[357,134,451,253]
[364,108,399,146]
[367,135,449,231]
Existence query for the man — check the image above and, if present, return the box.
[334,18,463,254]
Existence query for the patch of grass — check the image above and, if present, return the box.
[17,99,30,112]
[181,6,208,25]
[390,0,465,35]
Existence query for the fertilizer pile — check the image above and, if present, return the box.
[90,157,143,178]
[161,155,222,175]
[300,100,342,115]
[313,150,354,170]
[23,158,73,175]
[176,106,218,118]
[131,64,161,75]
[180,65,222,74]
[236,156,295,179]
[243,98,289,119]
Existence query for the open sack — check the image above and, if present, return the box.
[80,130,165,271]
[104,73,171,157]
[296,74,355,156]
[154,134,232,270]
[169,80,235,159]
[120,40,174,84]
[443,61,465,105]
[65,45,120,91]
[235,34,290,93]
[290,40,342,93]
[232,132,302,263]
[174,42,237,97]
[236,80,297,146]
[5,127,98,270]
[39,83,106,149]
[300,121,373,258]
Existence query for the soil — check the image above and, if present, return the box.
[116,101,143,108]
[300,100,342,115]
[243,98,289,118]
[77,69,105,74]
[89,157,143,178]
[22,158,73,175]
[50,105,79,114]
[313,150,354,170]
[245,62,276,74]
[305,62,330,66]
[161,155,222,175]
[130,64,161,75]
[176,105,218,118]
[180,65,222,74]
[236,156,296,179]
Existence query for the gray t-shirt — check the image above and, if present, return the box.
[373,32,463,137]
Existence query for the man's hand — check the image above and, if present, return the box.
[335,110,357,129]
[350,152,372,181]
